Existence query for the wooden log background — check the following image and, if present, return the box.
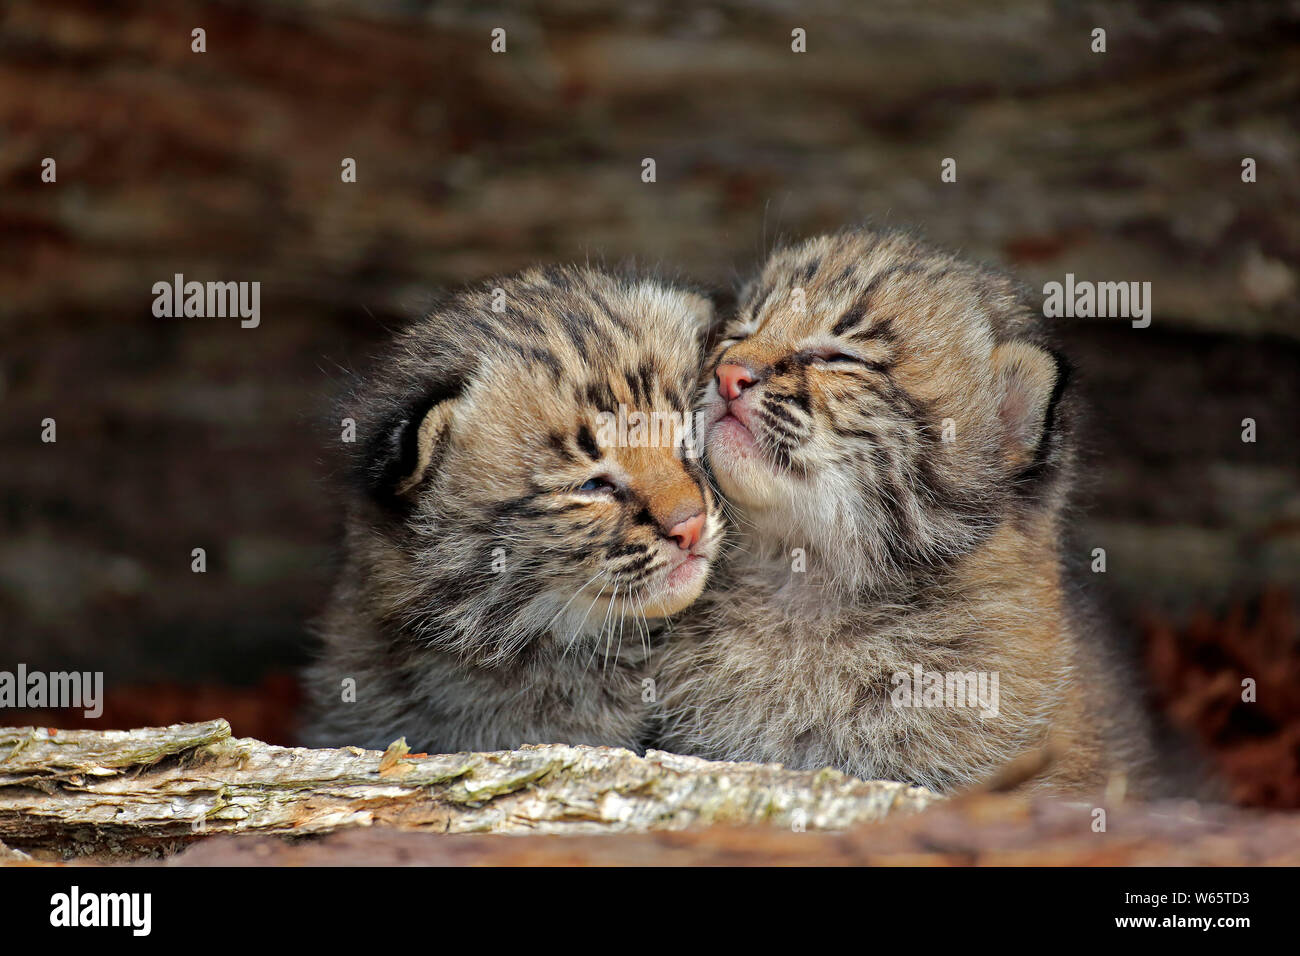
[5,720,1300,866]
[1,1,1298,803]
[0,720,938,861]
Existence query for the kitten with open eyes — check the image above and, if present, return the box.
[302,265,722,754]
[654,229,1158,795]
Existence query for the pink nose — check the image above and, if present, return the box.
[667,512,706,552]
[716,363,756,401]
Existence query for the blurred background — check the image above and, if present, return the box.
[1,0,1297,805]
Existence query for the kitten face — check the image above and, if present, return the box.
[699,231,1063,591]
[357,266,723,662]
[434,335,721,623]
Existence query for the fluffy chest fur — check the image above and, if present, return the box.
[656,525,1077,793]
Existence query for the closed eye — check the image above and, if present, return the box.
[576,475,618,494]
[812,350,863,365]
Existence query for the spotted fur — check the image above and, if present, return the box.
[654,229,1156,795]
[303,265,723,753]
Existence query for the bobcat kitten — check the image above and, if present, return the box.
[304,266,722,753]
[655,229,1155,795]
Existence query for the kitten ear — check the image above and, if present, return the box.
[991,340,1067,473]
[682,291,717,335]
[365,379,464,505]
[681,290,731,356]
[391,398,459,497]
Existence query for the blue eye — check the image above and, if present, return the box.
[818,351,861,364]
[578,476,617,494]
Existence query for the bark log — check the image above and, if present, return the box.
[0,721,937,860]
[153,796,1300,866]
